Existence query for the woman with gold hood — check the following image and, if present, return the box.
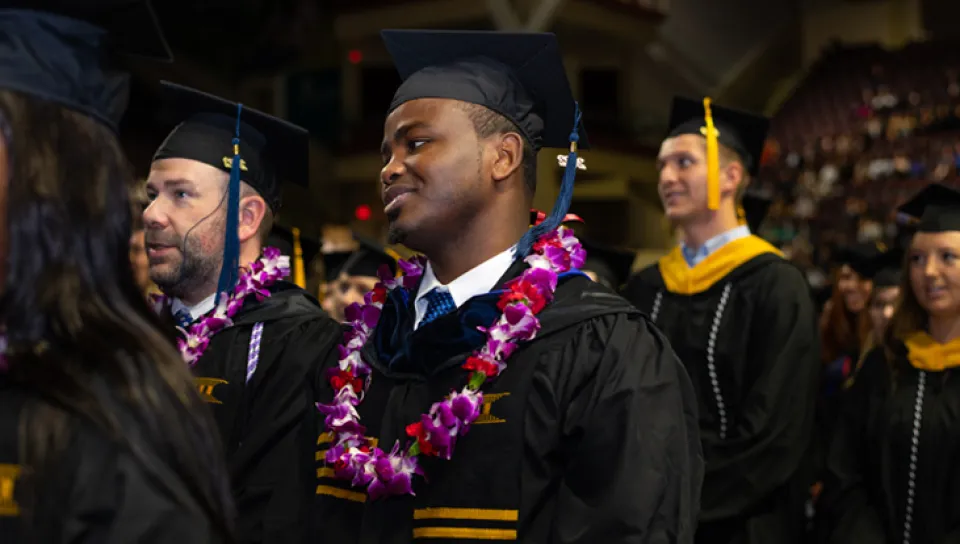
[825,182,960,543]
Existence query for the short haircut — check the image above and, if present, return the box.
[458,102,537,194]
[714,140,751,202]
[240,182,274,244]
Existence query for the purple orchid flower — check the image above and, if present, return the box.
[344,302,364,324]
[501,304,540,341]
[524,266,559,293]
[449,388,483,428]
[263,246,281,260]
[367,445,420,500]
[483,338,518,361]
[316,400,365,434]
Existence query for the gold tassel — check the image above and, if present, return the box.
[737,204,746,226]
[702,97,721,210]
[291,227,306,289]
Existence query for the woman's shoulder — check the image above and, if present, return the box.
[0,385,216,543]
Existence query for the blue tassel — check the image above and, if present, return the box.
[216,103,244,296]
[515,102,582,258]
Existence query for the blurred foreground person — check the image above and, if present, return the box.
[825,183,960,544]
[0,2,234,542]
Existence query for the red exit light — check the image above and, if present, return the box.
[355,204,372,221]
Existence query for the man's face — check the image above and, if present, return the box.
[657,134,711,223]
[143,158,227,299]
[379,98,488,251]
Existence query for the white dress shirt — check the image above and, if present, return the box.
[171,292,217,323]
[413,246,516,329]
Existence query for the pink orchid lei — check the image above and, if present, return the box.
[151,247,290,366]
[317,227,585,500]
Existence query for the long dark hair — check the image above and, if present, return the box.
[820,271,872,363]
[0,90,234,539]
[883,245,925,385]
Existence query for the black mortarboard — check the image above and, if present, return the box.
[322,251,353,283]
[341,236,398,279]
[382,29,588,257]
[0,1,171,130]
[896,183,960,233]
[153,81,309,213]
[741,193,773,232]
[835,242,884,279]
[581,239,635,290]
[667,97,770,177]
[383,29,587,151]
[872,248,904,288]
[268,225,320,267]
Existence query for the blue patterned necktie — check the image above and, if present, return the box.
[420,288,456,327]
[174,309,193,328]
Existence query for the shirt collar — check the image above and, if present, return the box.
[414,246,516,329]
[680,225,751,268]
[171,292,217,322]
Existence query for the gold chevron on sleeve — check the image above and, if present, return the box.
[414,507,519,521]
[412,527,517,540]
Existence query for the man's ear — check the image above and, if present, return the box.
[721,160,745,195]
[238,194,267,244]
[490,132,524,183]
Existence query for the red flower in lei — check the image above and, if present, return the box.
[316,227,587,500]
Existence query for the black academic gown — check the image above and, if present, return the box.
[0,381,217,543]
[185,281,341,544]
[823,345,960,544]
[312,260,703,543]
[621,238,820,544]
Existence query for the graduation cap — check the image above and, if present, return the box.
[872,247,904,288]
[667,96,770,211]
[834,242,885,279]
[741,193,773,232]
[339,235,399,279]
[0,0,171,130]
[322,251,354,283]
[897,183,960,233]
[154,82,309,213]
[267,225,320,290]
[581,239,635,290]
[153,81,310,296]
[382,29,587,257]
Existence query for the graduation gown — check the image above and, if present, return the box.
[823,343,960,543]
[185,281,341,544]
[0,381,217,543]
[621,236,820,544]
[312,260,703,543]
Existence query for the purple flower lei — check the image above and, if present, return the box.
[316,227,585,500]
[151,247,290,366]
